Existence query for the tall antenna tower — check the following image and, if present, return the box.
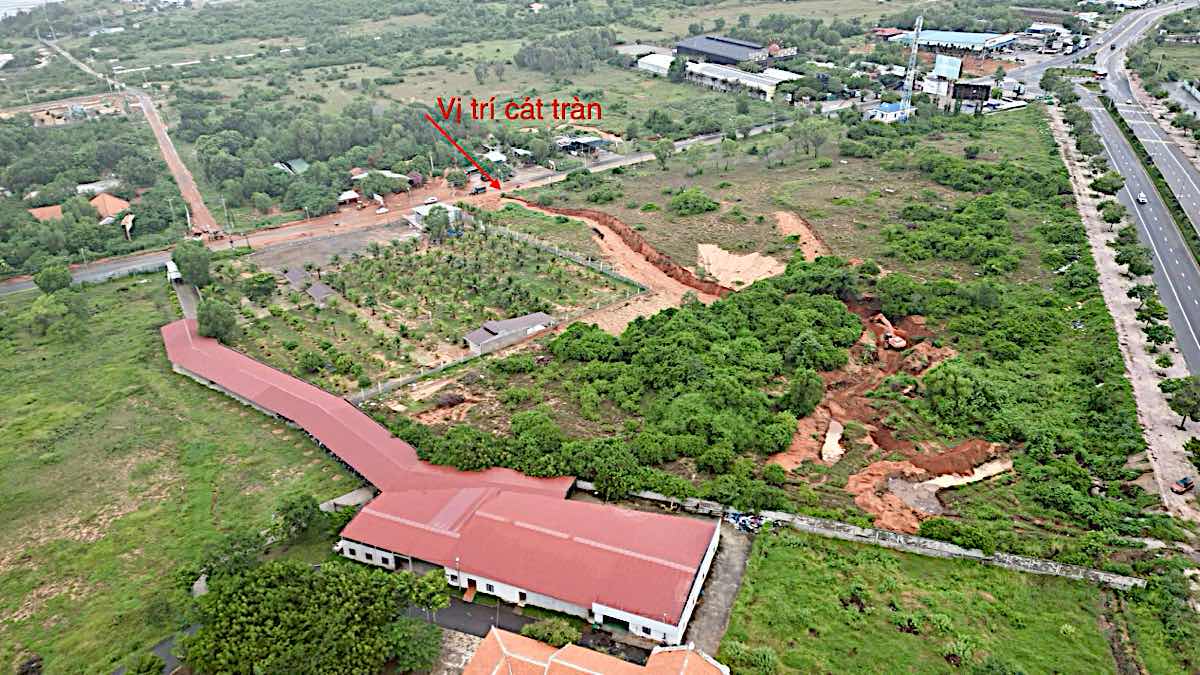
[900,15,923,122]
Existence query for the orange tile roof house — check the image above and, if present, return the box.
[465,628,729,675]
[90,193,131,219]
[160,318,720,646]
[27,204,64,222]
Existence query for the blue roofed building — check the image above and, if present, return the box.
[889,30,1018,54]
[866,101,914,123]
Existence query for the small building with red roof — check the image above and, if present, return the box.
[464,628,729,675]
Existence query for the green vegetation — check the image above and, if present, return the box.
[0,115,186,274]
[203,230,631,393]
[182,560,446,674]
[520,617,582,647]
[0,276,349,672]
[720,528,1115,674]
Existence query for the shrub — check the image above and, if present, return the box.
[668,188,719,216]
[697,444,736,474]
[1089,171,1125,195]
[520,618,581,647]
[780,367,824,417]
[762,463,788,486]
[197,299,237,343]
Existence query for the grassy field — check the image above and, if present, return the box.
[720,529,1116,674]
[522,105,1062,283]
[0,277,351,673]
[1152,41,1200,83]
[488,203,605,259]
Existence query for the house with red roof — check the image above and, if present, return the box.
[464,628,729,675]
[159,318,720,646]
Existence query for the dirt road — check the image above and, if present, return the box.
[134,91,219,234]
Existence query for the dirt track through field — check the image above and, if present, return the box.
[501,199,717,333]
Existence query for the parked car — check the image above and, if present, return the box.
[1137,192,1148,204]
[1171,476,1195,494]
[423,196,439,205]
[1125,98,1134,105]
[375,207,389,215]
[469,185,486,195]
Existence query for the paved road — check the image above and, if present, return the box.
[1083,90,1200,372]
[1011,1,1200,374]
[1004,3,1192,94]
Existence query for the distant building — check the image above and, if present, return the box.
[870,26,906,41]
[866,101,913,123]
[465,628,730,675]
[76,178,121,195]
[337,190,361,204]
[464,312,554,355]
[27,205,64,222]
[407,203,463,229]
[921,54,963,98]
[273,158,311,176]
[555,135,609,156]
[637,52,674,77]
[675,35,796,65]
[889,30,1018,53]
[685,61,793,102]
[483,149,507,164]
[350,169,408,182]
[90,193,130,219]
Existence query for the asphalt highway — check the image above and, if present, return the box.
[1002,2,1200,374]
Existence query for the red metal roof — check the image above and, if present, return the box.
[160,319,572,497]
[161,319,715,627]
[345,489,716,624]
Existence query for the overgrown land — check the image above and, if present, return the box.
[0,278,350,672]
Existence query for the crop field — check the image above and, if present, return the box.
[719,529,1116,674]
[0,277,349,673]
[209,230,635,394]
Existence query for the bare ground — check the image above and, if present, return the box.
[774,210,831,262]
[502,199,717,333]
[695,244,785,288]
[1048,104,1200,523]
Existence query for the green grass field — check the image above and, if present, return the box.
[720,528,1117,674]
[0,277,351,673]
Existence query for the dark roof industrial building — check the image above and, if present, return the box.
[160,318,719,645]
[674,35,795,65]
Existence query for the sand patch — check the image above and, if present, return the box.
[696,244,785,287]
[774,211,829,261]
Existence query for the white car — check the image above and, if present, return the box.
[423,196,439,205]
[1125,99,1133,105]
[375,206,389,214]
[1136,192,1148,204]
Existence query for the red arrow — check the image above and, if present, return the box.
[424,113,501,190]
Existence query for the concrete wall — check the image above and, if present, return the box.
[444,568,591,620]
[336,538,405,571]
[759,512,1146,591]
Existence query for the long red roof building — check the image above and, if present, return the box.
[160,318,719,645]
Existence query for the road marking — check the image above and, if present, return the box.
[1095,120,1200,352]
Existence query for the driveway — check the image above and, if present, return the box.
[683,522,752,655]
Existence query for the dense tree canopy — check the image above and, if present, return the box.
[182,560,446,674]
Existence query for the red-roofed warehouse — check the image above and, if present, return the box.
[161,319,719,644]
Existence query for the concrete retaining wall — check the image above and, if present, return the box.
[574,482,1147,592]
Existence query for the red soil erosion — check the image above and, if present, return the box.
[506,197,734,298]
